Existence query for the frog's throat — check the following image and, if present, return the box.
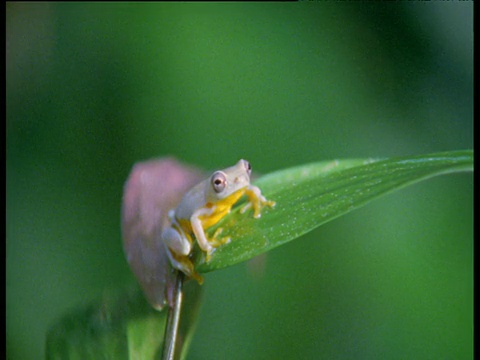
[200,188,247,229]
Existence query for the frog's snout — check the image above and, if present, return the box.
[235,174,249,184]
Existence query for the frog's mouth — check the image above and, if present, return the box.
[205,188,247,218]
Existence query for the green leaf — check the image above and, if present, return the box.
[196,150,473,272]
[46,150,472,359]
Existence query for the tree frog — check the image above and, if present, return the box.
[162,159,275,283]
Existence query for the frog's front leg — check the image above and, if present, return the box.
[241,185,276,218]
[190,207,216,256]
[190,206,229,261]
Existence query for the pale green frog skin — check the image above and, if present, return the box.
[162,159,275,283]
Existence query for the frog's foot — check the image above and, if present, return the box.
[205,249,214,263]
[189,268,204,284]
[205,228,230,263]
[180,258,203,284]
[209,227,231,247]
[240,202,252,214]
[166,248,204,284]
[241,187,276,218]
[240,200,276,218]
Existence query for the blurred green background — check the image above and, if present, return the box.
[7,3,472,359]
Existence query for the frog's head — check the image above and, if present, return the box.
[205,159,252,202]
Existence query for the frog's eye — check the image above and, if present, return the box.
[211,171,227,193]
[242,160,252,175]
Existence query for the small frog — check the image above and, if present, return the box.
[162,159,275,283]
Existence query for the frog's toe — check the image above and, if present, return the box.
[208,237,230,248]
[240,202,252,214]
[205,248,215,262]
[190,271,204,285]
[215,236,231,246]
[208,228,230,247]
[266,200,276,208]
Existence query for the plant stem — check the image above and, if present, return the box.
[162,271,184,360]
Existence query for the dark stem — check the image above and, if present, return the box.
[162,271,184,360]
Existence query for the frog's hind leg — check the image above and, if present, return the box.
[162,227,203,284]
[162,226,191,256]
